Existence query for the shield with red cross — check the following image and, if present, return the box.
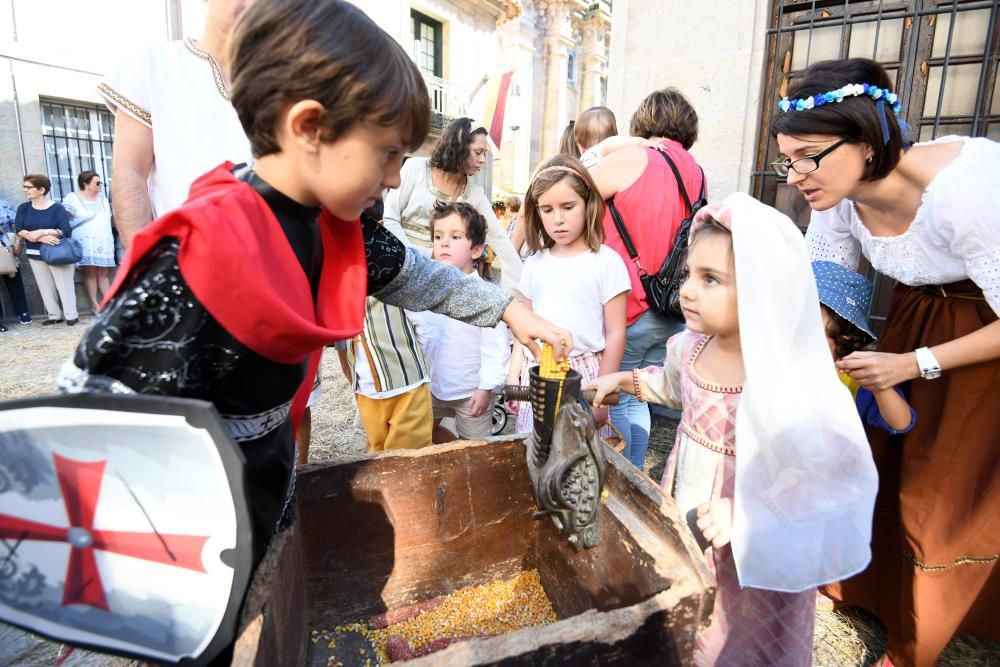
[0,394,252,665]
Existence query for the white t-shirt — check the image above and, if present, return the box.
[407,274,511,401]
[98,38,253,218]
[520,246,631,355]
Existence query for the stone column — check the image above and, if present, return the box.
[496,3,540,194]
[537,0,575,160]
[578,8,610,112]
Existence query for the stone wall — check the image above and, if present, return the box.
[605,0,771,199]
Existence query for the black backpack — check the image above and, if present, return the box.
[607,150,706,320]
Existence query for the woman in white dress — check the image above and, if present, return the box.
[772,57,1000,667]
[382,117,522,295]
[63,170,115,312]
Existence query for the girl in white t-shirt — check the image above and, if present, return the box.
[507,154,630,434]
[408,202,510,441]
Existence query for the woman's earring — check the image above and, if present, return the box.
[866,155,874,164]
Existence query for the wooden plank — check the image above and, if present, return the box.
[231,523,308,667]
[296,440,539,628]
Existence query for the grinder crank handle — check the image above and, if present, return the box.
[500,385,621,406]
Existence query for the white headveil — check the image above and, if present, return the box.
[695,193,879,593]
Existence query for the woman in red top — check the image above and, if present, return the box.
[589,88,704,470]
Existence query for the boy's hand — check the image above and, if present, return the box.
[501,300,574,362]
[695,498,734,550]
[467,389,492,418]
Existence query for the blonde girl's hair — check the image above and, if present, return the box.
[430,201,492,280]
[574,106,618,151]
[522,154,605,255]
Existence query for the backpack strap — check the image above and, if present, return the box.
[606,196,645,275]
[658,150,706,214]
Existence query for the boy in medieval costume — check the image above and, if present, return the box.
[58,0,572,565]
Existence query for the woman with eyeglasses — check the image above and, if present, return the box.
[62,170,115,313]
[773,58,1000,667]
[15,174,78,326]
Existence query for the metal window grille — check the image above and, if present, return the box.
[752,0,1000,331]
[40,99,115,201]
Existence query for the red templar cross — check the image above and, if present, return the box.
[0,454,210,611]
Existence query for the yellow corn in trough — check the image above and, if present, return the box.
[231,431,715,665]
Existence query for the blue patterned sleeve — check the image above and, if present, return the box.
[855,387,916,434]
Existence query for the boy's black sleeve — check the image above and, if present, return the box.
[59,238,240,396]
[363,215,407,294]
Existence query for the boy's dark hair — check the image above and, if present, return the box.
[630,88,699,149]
[229,0,430,158]
[575,107,618,151]
[822,305,873,360]
[77,170,99,190]
[24,173,51,196]
[558,121,581,158]
[430,201,491,279]
[430,117,488,173]
[771,58,904,181]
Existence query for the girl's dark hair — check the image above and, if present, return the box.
[771,58,904,181]
[77,170,99,190]
[24,173,51,196]
[630,88,698,149]
[431,117,488,173]
[430,201,491,280]
[558,121,581,157]
[230,0,430,158]
[821,305,873,360]
[689,215,733,252]
[523,154,605,255]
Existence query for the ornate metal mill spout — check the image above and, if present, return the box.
[504,367,609,549]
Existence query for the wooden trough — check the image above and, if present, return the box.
[231,438,715,665]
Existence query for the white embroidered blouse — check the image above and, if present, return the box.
[805,136,1000,315]
[97,38,253,218]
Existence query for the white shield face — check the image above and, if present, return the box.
[0,396,252,665]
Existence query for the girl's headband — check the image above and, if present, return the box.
[530,165,588,189]
[778,82,902,145]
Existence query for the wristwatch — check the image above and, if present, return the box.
[914,347,942,380]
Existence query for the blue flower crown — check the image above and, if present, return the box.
[778,83,901,114]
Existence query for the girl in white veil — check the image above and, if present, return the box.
[588,192,878,665]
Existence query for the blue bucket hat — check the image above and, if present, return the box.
[811,261,877,345]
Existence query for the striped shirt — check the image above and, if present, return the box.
[347,297,429,398]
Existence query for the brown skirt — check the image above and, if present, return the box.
[824,280,1000,667]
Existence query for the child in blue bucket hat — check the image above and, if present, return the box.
[813,261,915,434]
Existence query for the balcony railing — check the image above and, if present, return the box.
[424,74,468,126]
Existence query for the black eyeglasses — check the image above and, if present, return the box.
[771,138,849,178]
[93,181,102,186]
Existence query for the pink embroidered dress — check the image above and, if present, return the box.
[639,330,814,666]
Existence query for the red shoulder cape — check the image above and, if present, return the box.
[106,163,366,428]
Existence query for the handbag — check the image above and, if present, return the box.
[0,243,15,276]
[607,151,706,320]
[39,237,84,265]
